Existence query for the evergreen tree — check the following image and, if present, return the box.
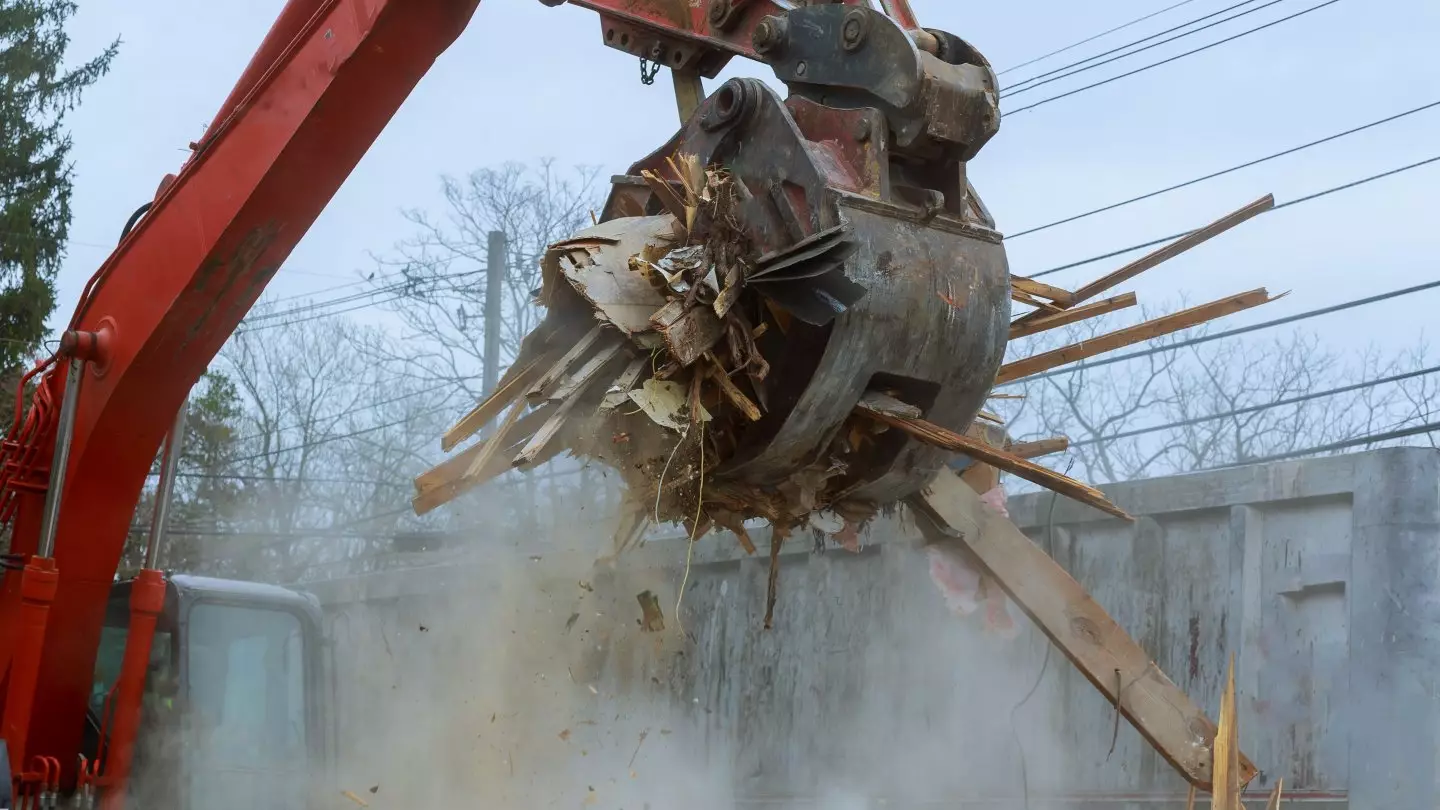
[0,1,117,370]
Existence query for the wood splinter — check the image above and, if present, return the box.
[856,392,1130,520]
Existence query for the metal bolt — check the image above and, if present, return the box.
[852,118,871,143]
[753,15,787,55]
[709,0,729,25]
[841,9,868,50]
[795,60,807,77]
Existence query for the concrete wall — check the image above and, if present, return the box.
[306,448,1440,808]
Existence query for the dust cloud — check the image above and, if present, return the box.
[320,508,1083,810]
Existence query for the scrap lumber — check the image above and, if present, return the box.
[707,356,762,421]
[1009,293,1137,340]
[996,288,1277,385]
[529,325,604,400]
[1070,195,1273,305]
[1213,655,1241,810]
[910,468,1258,790]
[1011,194,1273,329]
[1008,437,1069,459]
[650,300,724,366]
[464,401,527,478]
[1010,275,1075,307]
[856,393,1130,520]
[441,354,546,452]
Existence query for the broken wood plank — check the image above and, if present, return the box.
[441,354,546,452]
[1071,195,1273,305]
[1213,655,1241,810]
[637,591,666,632]
[465,400,527,479]
[1011,288,1064,312]
[528,325,604,400]
[996,289,1276,385]
[417,405,556,494]
[1011,275,1075,306]
[1011,194,1273,329]
[856,399,1130,520]
[707,356,762,421]
[1008,437,1070,460]
[641,169,690,228]
[601,356,649,411]
[1009,293,1138,340]
[547,341,627,403]
[1264,778,1284,810]
[909,468,1257,790]
[650,299,724,367]
[513,394,581,468]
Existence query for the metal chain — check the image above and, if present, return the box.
[639,57,662,85]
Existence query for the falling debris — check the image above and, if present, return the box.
[558,729,571,742]
[340,791,370,808]
[636,590,665,632]
[414,151,1280,631]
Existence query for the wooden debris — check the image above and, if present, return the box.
[996,289,1278,385]
[650,300,725,367]
[1071,195,1273,306]
[464,400,526,479]
[1011,194,1273,329]
[1264,778,1284,810]
[707,355,762,421]
[1213,654,1241,810]
[547,341,627,403]
[514,396,581,468]
[1009,292,1137,340]
[601,356,648,411]
[529,326,604,400]
[441,354,545,452]
[1011,275,1075,306]
[857,397,1130,520]
[1008,437,1069,460]
[340,791,370,808]
[641,170,690,228]
[910,468,1258,789]
[637,590,665,632]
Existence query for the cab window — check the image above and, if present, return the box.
[184,603,308,807]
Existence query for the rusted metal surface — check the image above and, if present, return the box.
[595,10,1009,501]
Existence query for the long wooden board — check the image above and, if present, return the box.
[857,395,1130,520]
[997,289,1275,385]
[909,468,1258,790]
[1011,195,1273,329]
[1009,293,1137,340]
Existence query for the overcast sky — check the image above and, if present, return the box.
[54,0,1440,361]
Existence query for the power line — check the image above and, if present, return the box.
[226,399,457,464]
[227,378,461,447]
[1004,0,1344,116]
[1000,278,1440,386]
[996,0,1202,76]
[1008,99,1440,240]
[167,471,410,488]
[240,267,484,328]
[1028,152,1440,279]
[1214,419,1440,467]
[1003,0,1281,97]
[1072,363,1440,446]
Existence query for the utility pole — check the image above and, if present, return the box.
[483,230,506,395]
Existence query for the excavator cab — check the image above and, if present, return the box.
[85,575,329,808]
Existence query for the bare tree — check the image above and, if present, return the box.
[997,302,1440,486]
[196,312,455,577]
[366,160,602,399]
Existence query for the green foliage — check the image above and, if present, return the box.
[0,1,118,370]
[122,370,250,575]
